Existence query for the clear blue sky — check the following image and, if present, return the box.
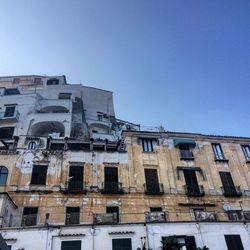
[0,1,250,136]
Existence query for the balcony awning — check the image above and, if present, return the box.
[173,138,196,146]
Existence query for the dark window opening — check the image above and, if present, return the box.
[21,207,38,226]
[103,167,120,193]
[144,169,163,195]
[150,207,162,212]
[30,165,48,185]
[0,127,14,139]
[68,166,84,193]
[61,240,81,250]
[65,207,80,225]
[112,238,132,250]
[224,235,244,250]
[142,138,154,152]
[4,88,20,95]
[242,145,250,161]
[219,172,241,197]
[97,114,103,121]
[183,169,203,197]
[212,143,226,160]
[68,143,90,151]
[0,166,8,185]
[93,144,105,151]
[4,106,15,117]
[179,144,194,160]
[107,206,119,223]
[47,78,59,85]
[162,236,196,250]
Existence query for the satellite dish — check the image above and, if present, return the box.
[223,203,231,211]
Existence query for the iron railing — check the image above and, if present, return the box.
[183,185,205,197]
[21,214,37,227]
[65,212,80,225]
[194,211,217,221]
[221,186,242,197]
[145,211,168,223]
[93,213,118,225]
[100,182,124,194]
[180,150,194,160]
[144,183,164,195]
[63,181,87,194]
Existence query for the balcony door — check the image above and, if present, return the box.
[219,172,236,195]
[68,166,83,192]
[183,169,199,194]
[145,169,160,194]
[105,167,118,192]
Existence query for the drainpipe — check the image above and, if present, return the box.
[145,223,150,250]
[91,225,95,250]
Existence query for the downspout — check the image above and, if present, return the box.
[91,225,95,250]
[145,223,151,250]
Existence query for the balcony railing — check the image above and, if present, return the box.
[21,214,37,227]
[65,212,80,225]
[221,186,242,197]
[100,182,124,194]
[0,110,20,123]
[93,213,118,225]
[184,185,205,197]
[194,211,217,221]
[180,150,194,160]
[144,183,164,195]
[63,181,87,194]
[145,211,168,223]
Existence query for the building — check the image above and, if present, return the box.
[0,75,249,250]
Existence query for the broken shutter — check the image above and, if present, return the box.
[219,172,236,195]
[224,235,244,250]
[145,169,160,193]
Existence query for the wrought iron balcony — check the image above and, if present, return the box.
[21,214,37,227]
[227,211,244,221]
[93,213,118,225]
[194,211,217,221]
[62,181,87,194]
[180,150,194,160]
[144,183,164,195]
[145,211,168,223]
[184,185,205,197]
[65,212,80,225]
[0,110,20,123]
[221,186,242,197]
[100,182,124,194]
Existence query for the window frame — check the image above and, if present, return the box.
[142,138,154,152]
[241,145,250,162]
[212,143,227,161]
[0,166,8,185]
[30,165,48,185]
[112,238,132,250]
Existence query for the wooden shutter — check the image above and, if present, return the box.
[61,241,81,250]
[105,167,118,190]
[219,172,236,194]
[225,235,244,250]
[145,169,160,193]
[30,165,48,185]
[183,169,199,193]
[112,238,132,250]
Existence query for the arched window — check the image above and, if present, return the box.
[28,141,36,150]
[0,166,8,185]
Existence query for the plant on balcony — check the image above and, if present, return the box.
[161,236,182,250]
[196,246,209,250]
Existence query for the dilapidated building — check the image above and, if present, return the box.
[0,75,249,250]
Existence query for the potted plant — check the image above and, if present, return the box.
[161,236,182,250]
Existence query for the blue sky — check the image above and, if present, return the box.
[0,1,250,136]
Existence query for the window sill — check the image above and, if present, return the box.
[142,151,156,154]
[215,158,229,163]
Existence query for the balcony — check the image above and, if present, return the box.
[21,214,37,227]
[93,213,118,225]
[184,185,205,197]
[145,211,168,223]
[62,181,87,194]
[65,212,80,225]
[194,211,217,221]
[100,182,124,194]
[221,186,242,197]
[0,110,20,123]
[144,183,164,195]
[180,150,194,160]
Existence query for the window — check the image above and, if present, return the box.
[28,141,36,150]
[68,166,84,192]
[144,169,162,195]
[61,241,81,250]
[241,145,250,161]
[4,106,15,117]
[4,88,20,95]
[150,207,162,212]
[0,127,14,139]
[179,144,194,160]
[107,206,119,223]
[97,114,103,121]
[219,172,240,197]
[30,165,48,185]
[162,236,197,250]
[224,235,244,250]
[65,207,80,225]
[142,138,154,152]
[0,166,8,185]
[47,78,59,85]
[21,207,38,226]
[183,169,203,196]
[212,143,226,160]
[103,167,119,193]
[112,238,132,250]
